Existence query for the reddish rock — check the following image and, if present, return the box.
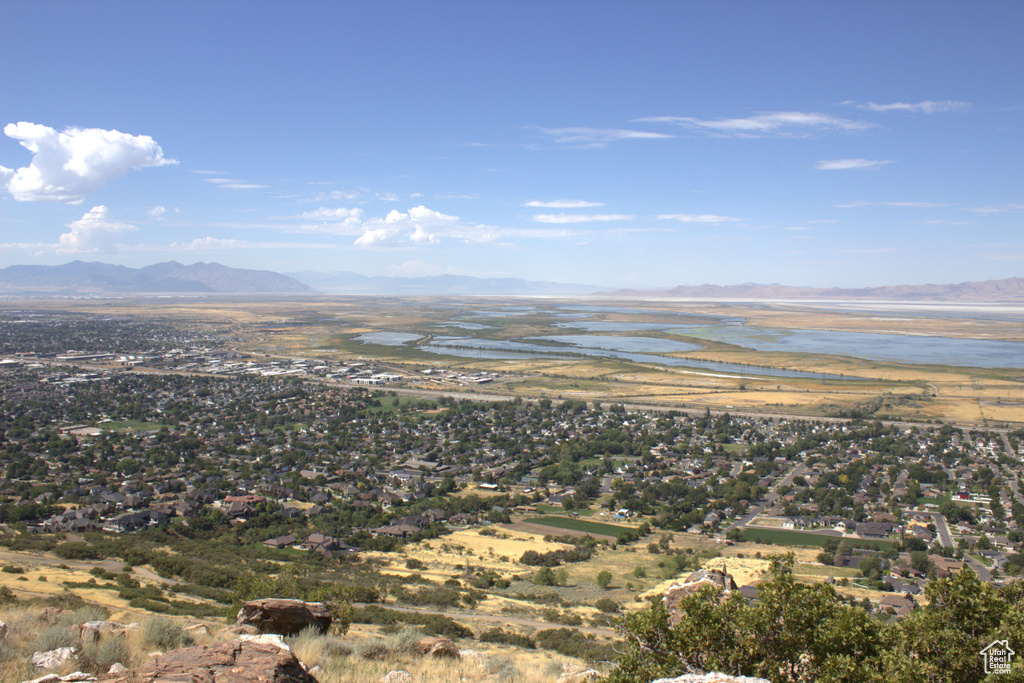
[236,599,332,636]
[98,640,318,683]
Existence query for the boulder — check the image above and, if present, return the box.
[380,673,413,683]
[98,640,319,683]
[238,633,291,651]
[80,621,136,643]
[31,647,78,669]
[415,636,460,659]
[0,620,7,638]
[236,599,332,636]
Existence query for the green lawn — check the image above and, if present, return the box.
[522,516,632,537]
[742,527,896,549]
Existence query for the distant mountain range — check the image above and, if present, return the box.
[0,261,314,295]
[286,270,598,296]
[599,278,1024,303]
[1,262,1021,302]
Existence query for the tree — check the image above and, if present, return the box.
[609,554,883,682]
[597,570,612,589]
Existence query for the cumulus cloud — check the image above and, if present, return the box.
[531,213,633,224]
[147,205,167,218]
[858,100,970,113]
[657,213,742,223]
[817,158,894,170]
[57,205,136,253]
[353,205,454,247]
[1,122,175,202]
[637,111,870,137]
[524,199,605,208]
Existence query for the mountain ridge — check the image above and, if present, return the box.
[0,261,315,295]
[598,277,1024,303]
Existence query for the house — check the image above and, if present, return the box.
[879,593,916,618]
[263,533,297,549]
[857,522,895,539]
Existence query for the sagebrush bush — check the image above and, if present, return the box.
[143,618,193,651]
[80,636,132,673]
[57,604,110,627]
[354,626,423,660]
[484,654,522,682]
[33,625,78,652]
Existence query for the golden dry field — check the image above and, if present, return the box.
[4,295,1023,426]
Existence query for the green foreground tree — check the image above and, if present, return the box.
[610,554,1024,683]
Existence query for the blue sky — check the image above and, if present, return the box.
[1,1,1021,288]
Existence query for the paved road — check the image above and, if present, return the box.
[903,509,954,548]
[725,463,807,533]
[963,554,993,582]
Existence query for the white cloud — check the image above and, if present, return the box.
[531,213,633,224]
[300,207,364,221]
[657,213,742,223]
[147,205,167,218]
[637,111,870,137]
[859,100,970,113]
[524,199,605,208]
[204,177,270,190]
[354,205,454,247]
[539,127,672,147]
[1,122,175,203]
[817,158,893,170]
[836,201,950,209]
[967,204,1024,214]
[58,205,136,253]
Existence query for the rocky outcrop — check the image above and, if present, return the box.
[663,568,738,626]
[236,599,332,636]
[99,640,319,683]
[78,621,138,642]
[415,636,460,659]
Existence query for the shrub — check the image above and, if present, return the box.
[595,598,620,613]
[1,565,24,574]
[143,618,193,650]
[535,628,616,663]
[53,542,104,560]
[479,627,536,649]
[34,625,78,652]
[80,637,132,673]
[58,604,110,626]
